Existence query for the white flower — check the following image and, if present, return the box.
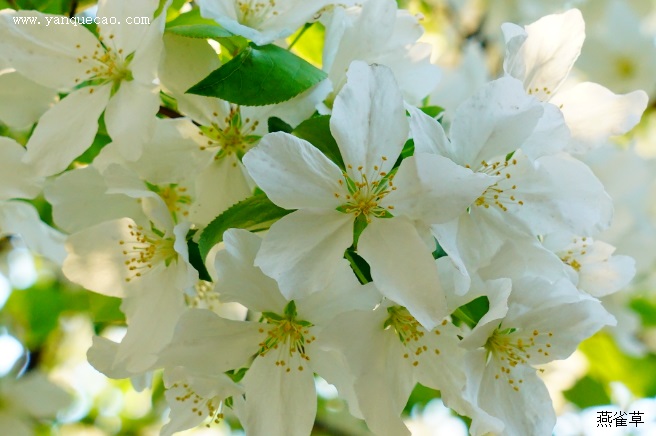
[576,1,656,95]
[461,275,615,436]
[158,229,379,436]
[160,367,243,436]
[502,8,649,154]
[0,372,72,436]
[321,0,439,105]
[243,61,492,329]
[158,34,331,223]
[317,298,504,436]
[0,0,165,175]
[543,234,636,298]
[196,0,335,46]
[409,77,613,292]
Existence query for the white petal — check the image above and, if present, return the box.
[7,371,72,418]
[297,265,381,325]
[158,309,265,375]
[504,9,585,100]
[449,77,543,166]
[0,200,67,265]
[330,61,407,178]
[215,229,288,313]
[0,10,98,89]
[115,285,186,373]
[129,13,166,85]
[578,255,635,297]
[384,153,494,224]
[189,156,253,227]
[96,0,159,56]
[551,83,648,154]
[104,80,159,161]
[476,359,555,436]
[406,103,451,156]
[358,217,447,330]
[45,166,146,233]
[255,209,354,298]
[0,70,57,129]
[0,137,42,200]
[240,349,317,436]
[510,153,613,236]
[318,308,414,436]
[243,132,345,210]
[62,217,185,297]
[23,85,111,176]
[520,102,569,161]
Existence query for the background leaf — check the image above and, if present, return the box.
[187,43,328,106]
[198,193,293,260]
[292,115,345,170]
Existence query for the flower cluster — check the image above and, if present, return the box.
[0,0,649,435]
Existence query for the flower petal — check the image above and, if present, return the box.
[215,229,288,314]
[23,85,111,176]
[243,132,345,210]
[503,9,585,100]
[330,61,408,178]
[255,209,354,298]
[0,10,98,89]
[239,348,317,436]
[96,0,159,56]
[406,103,451,156]
[551,83,648,154]
[44,166,146,233]
[0,200,66,265]
[157,308,265,375]
[384,153,494,224]
[0,70,57,129]
[104,80,159,161]
[0,137,43,200]
[449,77,543,166]
[358,217,447,330]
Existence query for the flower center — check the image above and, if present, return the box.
[615,56,636,79]
[257,301,314,373]
[558,236,590,272]
[385,306,448,368]
[198,107,261,163]
[75,36,132,86]
[471,157,523,211]
[485,327,553,392]
[148,183,192,224]
[336,158,396,222]
[170,381,225,426]
[237,0,280,28]
[119,224,178,282]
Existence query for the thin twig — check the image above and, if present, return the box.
[69,0,78,18]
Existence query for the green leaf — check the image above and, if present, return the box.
[166,24,233,39]
[292,115,345,170]
[403,383,440,414]
[630,296,656,327]
[198,193,293,260]
[166,6,218,27]
[187,239,212,282]
[268,116,293,134]
[452,296,489,329]
[187,43,327,106]
[563,375,611,409]
[420,105,444,119]
[580,333,656,397]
